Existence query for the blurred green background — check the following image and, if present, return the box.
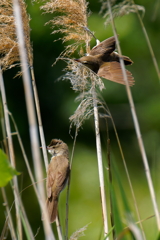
[1,0,160,239]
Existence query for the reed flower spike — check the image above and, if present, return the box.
[0,0,32,71]
[41,0,92,57]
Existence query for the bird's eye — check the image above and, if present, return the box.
[56,140,62,146]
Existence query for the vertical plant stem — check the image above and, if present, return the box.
[31,66,63,240]
[1,188,17,240]
[12,0,44,199]
[65,175,71,240]
[109,113,146,240]
[30,66,62,240]
[30,67,49,170]
[131,0,160,81]
[105,123,116,239]
[65,128,78,240]
[0,110,16,240]
[9,112,56,240]
[92,87,109,237]
[12,1,55,239]
[107,0,160,231]
[14,187,35,240]
[56,216,63,240]
[0,66,22,240]
[9,111,37,193]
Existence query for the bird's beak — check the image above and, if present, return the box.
[46,146,52,149]
[40,146,48,149]
[74,59,81,62]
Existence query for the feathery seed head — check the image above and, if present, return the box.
[0,0,32,71]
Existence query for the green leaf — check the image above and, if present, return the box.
[112,160,130,213]
[156,233,160,240]
[0,149,20,187]
[103,226,115,240]
[126,214,143,240]
[110,183,127,239]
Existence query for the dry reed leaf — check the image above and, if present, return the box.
[0,0,32,71]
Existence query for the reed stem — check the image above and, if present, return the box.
[12,1,55,239]
[92,86,109,237]
[131,0,160,81]
[30,67,49,170]
[1,188,17,240]
[107,0,160,231]
[0,65,22,240]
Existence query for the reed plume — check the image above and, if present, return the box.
[0,0,55,239]
[41,0,92,56]
[0,0,32,71]
[60,58,106,129]
[41,0,109,237]
[100,0,145,26]
[0,1,33,238]
[0,0,48,174]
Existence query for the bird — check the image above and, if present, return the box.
[46,139,70,223]
[75,36,134,86]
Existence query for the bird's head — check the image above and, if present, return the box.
[47,139,68,157]
[74,55,100,73]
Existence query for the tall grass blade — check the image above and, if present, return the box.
[30,67,49,171]
[109,114,146,240]
[156,233,160,240]
[103,226,115,240]
[110,157,144,240]
[126,215,144,240]
[131,0,160,81]
[14,187,35,240]
[1,188,17,240]
[12,1,55,239]
[0,65,22,240]
[109,182,127,239]
[107,0,160,232]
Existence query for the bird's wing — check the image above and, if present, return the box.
[90,36,116,56]
[47,163,56,198]
[55,156,70,192]
[47,156,69,199]
[97,62,134,86]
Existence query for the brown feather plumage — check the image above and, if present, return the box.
[75,36,134,86]
[45,139,70,223]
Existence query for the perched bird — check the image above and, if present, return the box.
[75,36,134,86]
[46,139,70,223]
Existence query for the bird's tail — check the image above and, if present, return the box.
[110,52,133,65]
[122,55,133,65]
[46,197,58,223]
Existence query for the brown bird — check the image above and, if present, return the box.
[46,139,70,223]
[75,36,134,86]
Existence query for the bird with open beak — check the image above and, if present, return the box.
[75,36,134,86]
